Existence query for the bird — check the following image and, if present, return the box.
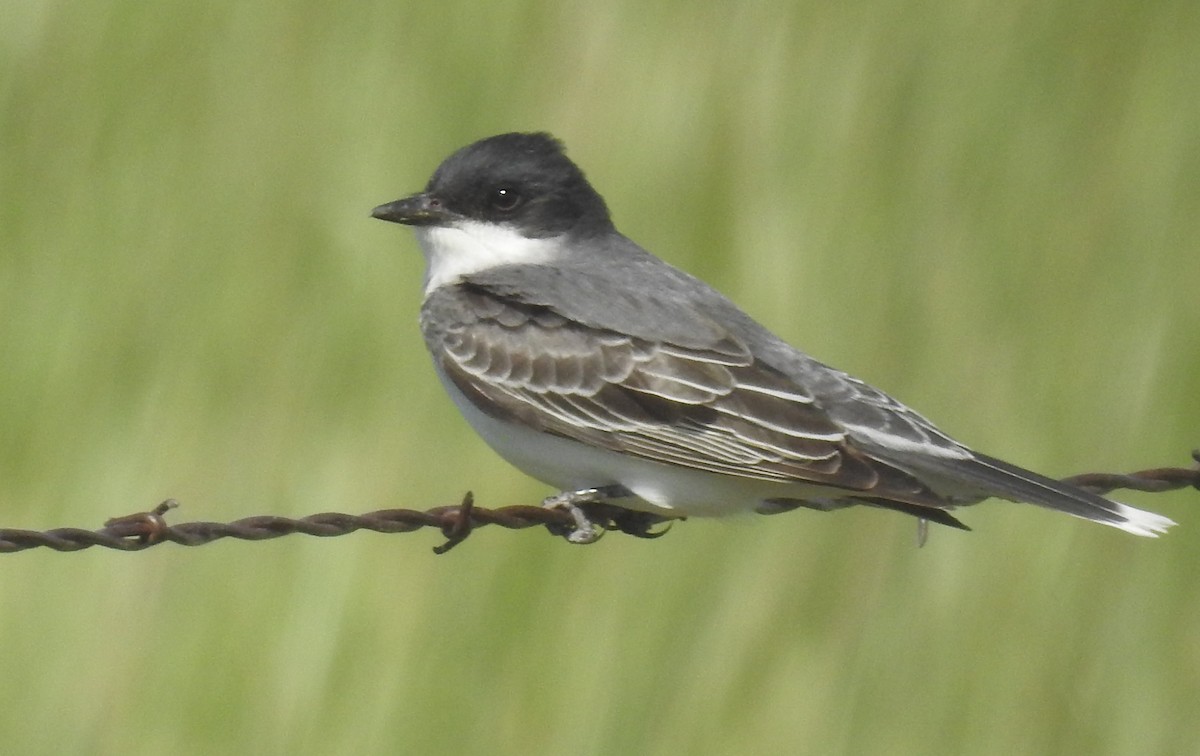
[371,131,1174,542]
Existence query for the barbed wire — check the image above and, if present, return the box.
[0,493,673,555]
[2,451,1196,555]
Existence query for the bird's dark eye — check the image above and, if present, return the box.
[488,186,522,212]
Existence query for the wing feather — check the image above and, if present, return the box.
[422,283,947,504]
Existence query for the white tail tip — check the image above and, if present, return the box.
[1109,503,1177,537]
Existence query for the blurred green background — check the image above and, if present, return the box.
[2,1,1198,754]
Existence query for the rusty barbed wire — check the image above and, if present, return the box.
[2,452,1196,555]
[0,492,673,555]
[1062,450,1200,495]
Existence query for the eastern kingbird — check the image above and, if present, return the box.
[372,132,1173,540]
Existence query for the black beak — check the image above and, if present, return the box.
[370,193,451,226]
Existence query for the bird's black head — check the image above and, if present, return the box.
[372,132,613,238]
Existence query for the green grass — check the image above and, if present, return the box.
[2,1,1199,754]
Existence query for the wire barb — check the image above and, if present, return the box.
[2,452,1196,555]
[433,491,477,554]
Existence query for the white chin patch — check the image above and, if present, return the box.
[415,220,563,293]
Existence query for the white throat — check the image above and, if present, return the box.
[415,220,563,294]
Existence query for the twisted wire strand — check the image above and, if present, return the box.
[0,494,577,555]
[1062,451,1200,494]
[2,452,1196,555]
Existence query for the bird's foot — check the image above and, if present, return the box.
[541,485,683,544]
[541,486,628,544]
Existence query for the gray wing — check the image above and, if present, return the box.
[465,252,974,459]
[421,283,953,507]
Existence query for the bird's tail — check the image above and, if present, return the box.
[957,452,1175,537]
